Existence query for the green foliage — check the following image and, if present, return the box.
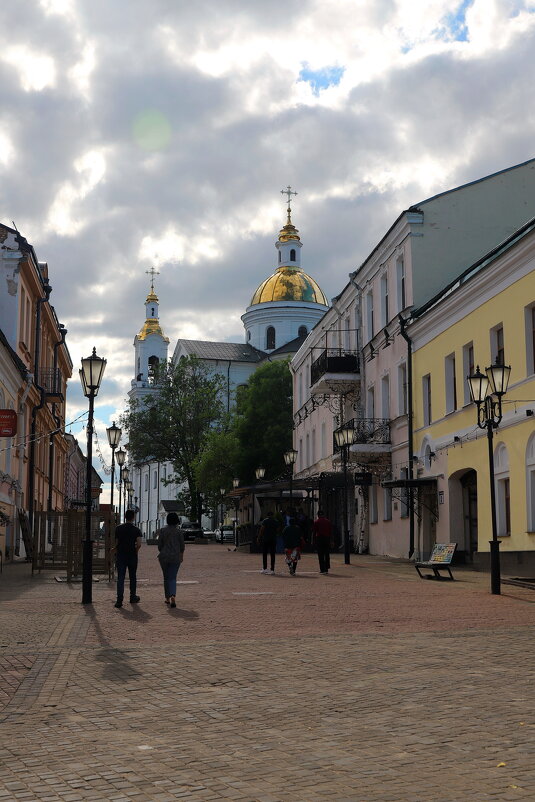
[234,359,293,482]
[121,356,224,521]
[194,422,240,497]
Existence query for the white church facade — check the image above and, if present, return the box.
[126,191,330,536]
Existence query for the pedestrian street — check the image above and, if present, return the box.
[2,544,535,801]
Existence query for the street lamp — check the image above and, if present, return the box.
[284,448,298,514]
[219,487,226,528]
[121,466,130,523]
[106,422,121,518]
[334,422,356,565]
[233,478,240,547]
[253,467,265,531]
[116,448,126,522]
[468,359,511,595]
[79,347,107,604]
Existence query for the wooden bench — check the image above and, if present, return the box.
[415,543,457,581]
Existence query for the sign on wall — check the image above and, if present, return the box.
[0,409,17,437]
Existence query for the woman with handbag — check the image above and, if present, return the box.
[157,512,185,607]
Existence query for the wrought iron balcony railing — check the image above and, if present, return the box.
[39,368,64,399]
[310,349,360,387]
[333,417,391,452]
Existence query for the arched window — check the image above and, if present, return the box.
[290,249,296,262]
[148,355,159,382]
[278,251,281,263]
[151,307,155,316]
[247,330,251,341]
[298,325,308,338]
[527,434,535,531]
[266,326,275,350]
[494,443,510,536]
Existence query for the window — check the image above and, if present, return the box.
[445,353,457,414]
[398,363,407,416]
[495,443,510,536]
[20,287,26,344]
[298,438,303,470]
[344,317,350,351]
[370,483,378,524]
[247,330,251,341]
[321,422,326,458]
[153,472,157,489]
[144,474,149,491]
[278,251,281,263]
[266,326,275,350]
[381,375,390,420]
[290,248,296,261]
[367,385,375,418]
[463,342,475,405]
[525,304,535,375]
[299,372,303,408]
[380,274,389,327]
[396,256,406,312]
[366,292,374,339]
[306,433,310,467]
[422,374,432,426]
[298,325,308,338]
[527,434,535,531]
[491,324,505,365]
[311,429,316,464]
[383,487,392,521]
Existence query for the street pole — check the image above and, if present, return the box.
[486,415,500,595]
[342,443,350,565]
[82,391,95,604]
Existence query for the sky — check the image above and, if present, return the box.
[1,0,535,500]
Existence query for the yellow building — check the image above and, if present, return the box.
[408,218,535,573]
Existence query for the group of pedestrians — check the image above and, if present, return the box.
[258,510,333,576]
[113,509,334,607]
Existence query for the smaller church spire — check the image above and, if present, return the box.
[278,185,300,242]
[145,266,160,302]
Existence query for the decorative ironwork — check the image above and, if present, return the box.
[333,417,391,452]
[310,349,360,387]
[39,368,63,398]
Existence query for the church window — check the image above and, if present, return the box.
[148,356,159,383]
[151,307,155,316]
[247,330,251,341]
[266,326,275,350]
[298,325,308,337]
[278,251,281,263]
[290,249,296,262]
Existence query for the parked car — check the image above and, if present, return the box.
[180,521,204,541]
[215,524,235,543]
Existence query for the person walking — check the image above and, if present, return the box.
[157,512,185,607]
[282,517,303,575]
[313,509,333,575]
[258,511,279,574]
[114,509,142,608]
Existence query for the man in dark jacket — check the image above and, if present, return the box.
[312,510,333,574]
[259,511,279,574]
[114,509,142,608]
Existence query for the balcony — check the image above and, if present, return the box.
[333,418,391,462]
[310,349,360,394]
[39,368,64,401]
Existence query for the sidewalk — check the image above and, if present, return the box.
[1,545,535,800]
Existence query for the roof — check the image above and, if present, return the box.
[268,334,307,357]
[160,500,185,512]
[250,266,329,306]
[178,340,267,363]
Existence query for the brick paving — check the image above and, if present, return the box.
[1,545,535,800]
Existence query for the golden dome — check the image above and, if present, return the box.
[250,266,329,306]
[146,290,158,303]
[137,318,170,342]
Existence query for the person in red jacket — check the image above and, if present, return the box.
[312,510,333,575]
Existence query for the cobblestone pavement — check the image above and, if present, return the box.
[2,545,535,801]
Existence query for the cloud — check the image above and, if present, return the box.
[1,0,535,465]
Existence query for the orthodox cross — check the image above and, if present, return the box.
[281,185,297,211]
[145,266,160,292]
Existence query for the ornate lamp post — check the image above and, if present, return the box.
[79,347,107,604]
[121,466,130,523]
[334,423,356,565]
[116,448,126,522]
[253,467,265,531]
[233,478,240,547]
[284,448,298,513]
[106,422,122,516]
[468,359,511,595]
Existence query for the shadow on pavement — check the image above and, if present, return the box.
[83,604,144,683]
[168,607,199,620]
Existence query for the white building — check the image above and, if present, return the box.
[291,157,535,558]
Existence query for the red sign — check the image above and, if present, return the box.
[0,409,17,437]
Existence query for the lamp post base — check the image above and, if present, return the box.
[489,539,501,596]
[82,539,93,604]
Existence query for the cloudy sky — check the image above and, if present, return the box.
[2,0,535,498]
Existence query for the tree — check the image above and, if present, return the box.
[234,359,293,482]
[194,423,240,498]
[121,356,224,523]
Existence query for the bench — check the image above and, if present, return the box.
[415,543,457,581]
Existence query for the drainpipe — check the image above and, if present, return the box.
[28,278,52,536]
[15,375,33,556]
[47,324,67,542]
[399,314,415,559]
